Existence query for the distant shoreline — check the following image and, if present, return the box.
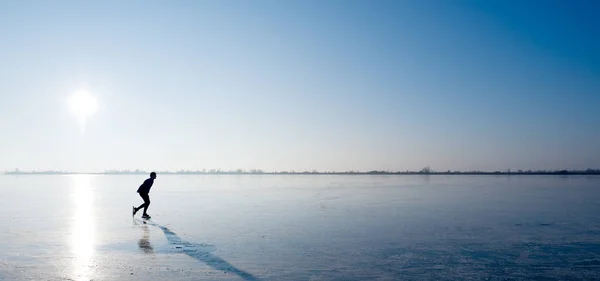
[3,171,600,176]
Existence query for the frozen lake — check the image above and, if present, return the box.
[0,174,599,280]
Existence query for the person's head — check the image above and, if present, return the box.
[150,172,157,179]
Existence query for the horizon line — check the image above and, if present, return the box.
[3,168,600,176]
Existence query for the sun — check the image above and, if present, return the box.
[69,90,98,118]
[69,90,98,132]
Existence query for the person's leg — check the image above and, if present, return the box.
[134,193,149,215]
[140,193,150,216]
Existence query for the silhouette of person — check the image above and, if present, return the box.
[133,172,157,219]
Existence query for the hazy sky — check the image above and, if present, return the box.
[1,0,599,172]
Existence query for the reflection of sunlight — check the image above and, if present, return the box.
[69,175,95,281]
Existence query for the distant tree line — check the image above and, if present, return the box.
[4,167,600,175]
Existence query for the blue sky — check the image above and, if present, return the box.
[0,0,598,172]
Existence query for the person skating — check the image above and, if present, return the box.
[133,172,157,219]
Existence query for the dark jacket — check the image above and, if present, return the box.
[137,178,154,193]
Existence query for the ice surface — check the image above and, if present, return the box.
[1,174,600,280]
